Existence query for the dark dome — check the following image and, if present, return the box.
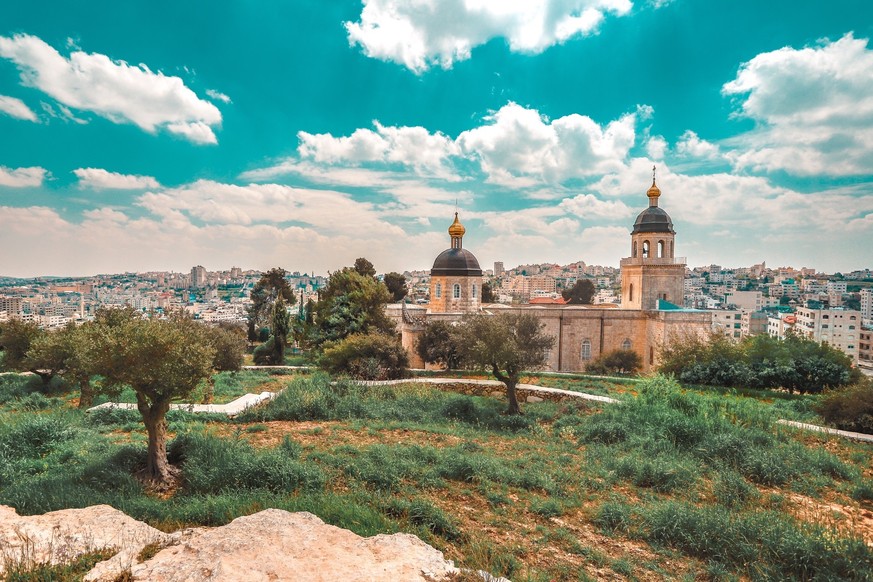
[431,248,483,276]
[632,206,675,234]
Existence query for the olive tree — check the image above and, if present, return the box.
[458,312,555,415]
[90,312,215,485]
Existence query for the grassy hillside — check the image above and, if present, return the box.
[1,371,871,580]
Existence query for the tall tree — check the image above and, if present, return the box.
[271,293,290,364]
[458,313,555,415]
[354,257,376,278]
[310,266,394,347]
[562,279,596,304]
[247,268,296,340]
[481,281,496,303]
[90,312,215,485]
[383,272,408,302]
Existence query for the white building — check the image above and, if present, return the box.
[860,288,872,324]
[723,290,763,311]
[794,307,861,363]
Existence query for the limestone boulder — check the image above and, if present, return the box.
[0,504,170,580]
[125,509,460,582]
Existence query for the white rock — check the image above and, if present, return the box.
[526,395,544,403]
[127,509,460,582]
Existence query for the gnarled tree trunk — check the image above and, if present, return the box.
[492,365,522,415]
[137,396,173,483]
[78,378,95,409]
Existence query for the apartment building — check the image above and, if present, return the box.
[794,307,861,363]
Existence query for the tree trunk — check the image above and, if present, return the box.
[505,379,521,415]
[78,378,95,409]
[138,397,173,483]
[203,376,214,404]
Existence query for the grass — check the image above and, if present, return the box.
[1,371,872,580]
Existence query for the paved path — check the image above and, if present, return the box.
[776,419,873,443]
[88,392,276,417]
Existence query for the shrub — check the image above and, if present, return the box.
[253,337,277,365]
[594,501,631,534]
[318,332,409,380]
[586,349,642,376]
[712,471,757,509]
[384,498,462,540]
[816,380,873,434]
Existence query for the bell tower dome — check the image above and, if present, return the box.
[620,168,686,310]
[429,212,483,313]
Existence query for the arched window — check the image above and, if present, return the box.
[581,339,591,361]
[632,241,637,258]
[472,284,477,298]
[658,240,664,258]
[453,283,461,299]
[621,338,632,350]
[642,241,650,258]
[435,283,442,298]
[629,283,634,302]
[669,240,673,257]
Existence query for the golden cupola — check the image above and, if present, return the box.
[448,212,466,239]
[646,166,661,206]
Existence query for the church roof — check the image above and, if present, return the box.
[431,248,483,277]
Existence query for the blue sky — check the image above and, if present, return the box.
[1,0,872,277]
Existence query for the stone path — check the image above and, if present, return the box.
[88,392,276,417]
[776,419,873,444]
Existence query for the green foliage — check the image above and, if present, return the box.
[383,498,461,540]
[816,379,873,433]
[318,332,409,380]
[416,320,462,369]
[247,267,296,341]
[561,279,595,304]
[0,319,43,371]
[310,266,394,347]
[206,324,247,372]
[382,272,407,302]
[353,257,376,278]
[585,349,641,376]
[659,331,856,393]
[271,294,290,365]
[252,337,277,365]
[480,281,496,303]
[456,312,555,414]
[3,549,116,582]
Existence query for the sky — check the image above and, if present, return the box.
[1,0,872,278]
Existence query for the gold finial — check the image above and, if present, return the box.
[448,212,466,238]
[647,165,661,201]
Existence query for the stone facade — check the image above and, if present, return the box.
[389,176,712,373]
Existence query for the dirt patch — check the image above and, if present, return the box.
[781,491,873,545]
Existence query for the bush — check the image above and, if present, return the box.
[318,332,409,380]
[816,380,873,433]
[253,336,277,365]
[586,349,642,376]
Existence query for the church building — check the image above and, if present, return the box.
[389,174,711,372]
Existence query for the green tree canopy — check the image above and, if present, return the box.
[26,322,98,407]
[383,272,408,302]
[562,279,596,304]
[457,312,555,414]
[585,349,642,376]
[354,257,376,278]
[310,266,394,347]
[271,293,291,364]
[89,311,216,485]
[481,281,496,303]
[416,320,462,370]
[247,267,296,340]
[0,319,43,372]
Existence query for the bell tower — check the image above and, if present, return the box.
[620,168,686,310]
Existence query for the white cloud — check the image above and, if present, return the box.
[346,0,633,72]
[0,166,46,187]
[206,89,232,104]
[457,102,637,185]
[559,193,632,219]
[298,121,460,178]
[0,95,37,121]
[675,130,720,160]
[722,33,873,176]
[73,168,160,190]
[645,135,667,160]
[0,34,221,144]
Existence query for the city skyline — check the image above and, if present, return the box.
[2,0,872,277]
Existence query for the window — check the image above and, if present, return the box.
[621,338,632,350]
[629,283,634,302]
[658,240,664,258]
[642,241,650,258]
[633,241,637,258]
[581,339,591,361]
[435,283,442,298]
[472,284,477,298]
[453,283,461,299]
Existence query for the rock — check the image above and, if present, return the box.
[526,395,544,403]
[125,509,460,582]
[0,504,170,580]
[489,390,505,398]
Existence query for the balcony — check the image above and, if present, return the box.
[620,257,687,267]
